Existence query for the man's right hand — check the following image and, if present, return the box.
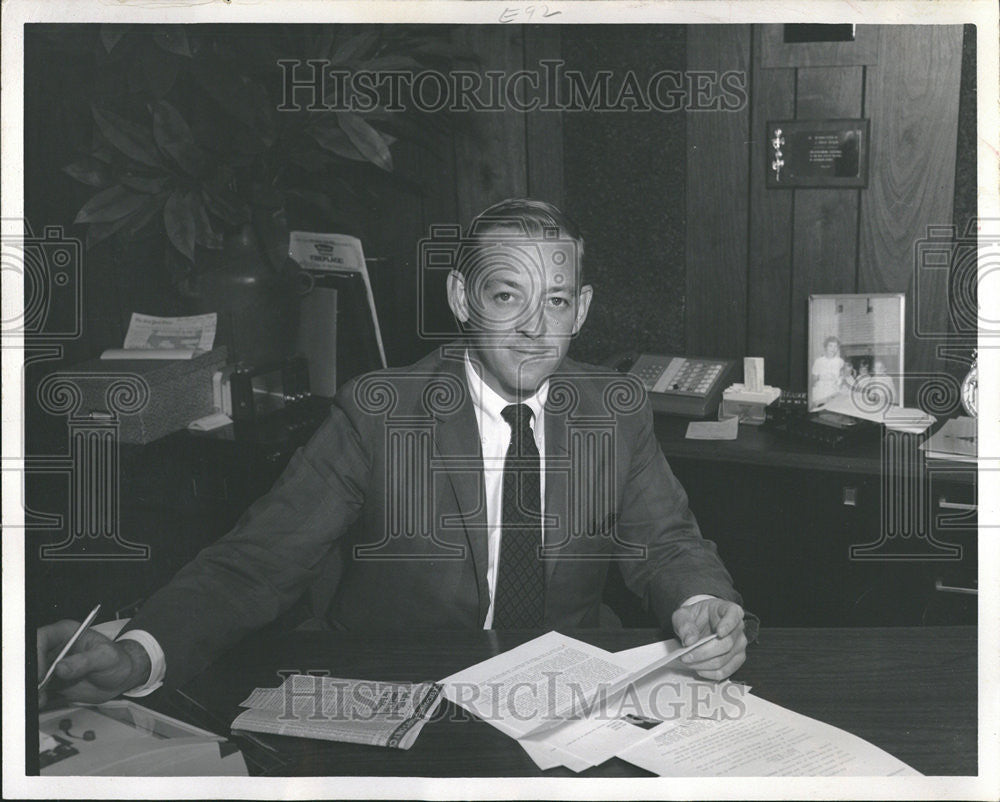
[37,620,151,708]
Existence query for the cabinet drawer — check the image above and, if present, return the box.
[667,455,978,626]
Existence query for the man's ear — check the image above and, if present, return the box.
[572,284,594,336]
[446,270,470,324]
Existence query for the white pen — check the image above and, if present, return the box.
[38,603,101,691]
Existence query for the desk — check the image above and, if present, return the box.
[148,626,976,777]
[644,417,979,628]
[30,403,976,627]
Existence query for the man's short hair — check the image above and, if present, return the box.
[459,198,586,284]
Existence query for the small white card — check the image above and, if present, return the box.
[685,415,739,440]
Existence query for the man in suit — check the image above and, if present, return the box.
[37,199,750,705]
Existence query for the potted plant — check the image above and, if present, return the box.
[53,23,465,362]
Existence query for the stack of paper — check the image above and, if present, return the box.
[232,675,444,750]
[819,392,936,434]
[440,632,920,776]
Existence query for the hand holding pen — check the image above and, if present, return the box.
[37,606,151,708]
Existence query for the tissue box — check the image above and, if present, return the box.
[69,347,228,444]
[720,383,782,425]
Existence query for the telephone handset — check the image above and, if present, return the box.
[612,352,738,418]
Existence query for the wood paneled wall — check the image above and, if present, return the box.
[26,24,967,389]
[687,25,965,395]
[346,26,568,367]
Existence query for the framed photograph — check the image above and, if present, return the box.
[767,118,870,188]
[807,293,905,414]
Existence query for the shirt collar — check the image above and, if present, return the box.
[463,349,549,431]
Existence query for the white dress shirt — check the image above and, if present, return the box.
[118,351,712,694]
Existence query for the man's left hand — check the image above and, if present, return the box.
[671,598,747,680]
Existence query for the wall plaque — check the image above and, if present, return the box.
[767,118,870,188]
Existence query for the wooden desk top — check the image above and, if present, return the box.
[654,414,977,483]
[151,626,976,777]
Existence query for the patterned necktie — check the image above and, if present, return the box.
[494,403,545,629]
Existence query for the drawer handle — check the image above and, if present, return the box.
[938,498,976,513]
[934,579,977,595]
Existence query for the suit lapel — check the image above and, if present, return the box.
[430,348,490,626]
[543,381,570,586]
[543,364,615,585]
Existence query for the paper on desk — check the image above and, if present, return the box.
[516,635,732,772]
[818,392,935,433]
[188,412,233,431]
[519,738,592,772]
[440,631,641,740]
[232,674,443,750]
[518,667,742,772]
[101,313,217,359]
[614,637,712,670]
[685,415,738,440]
[618,692,921,777]
[920,416,977,461]
[882,406,936,434]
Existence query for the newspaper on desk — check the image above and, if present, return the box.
[231,674,444,750]
[101,313,218,360]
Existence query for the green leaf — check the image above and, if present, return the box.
[74,185,147,224]
[309,123,367,162]
[63,158,112,188]
[191,61,274,142]
[152,101,206,176]
[284,149,334,172]
[330,31,380,65]
[360,55,423,71]
[202,182,250,226]
[285,188,339,220]
[118,172,170,194]
[190,192,222,249]
[336,112,393,171]
[137,45,180,99]
[86,221,123,249]
[253,205,290,271]
[119,192,169,240]
[164,191,196,262]
[152,25,191,57]
[100,25,128,54]
[152,100,192,147]
[92,106,165,169]
[86,192,165,248]
[309,30,336,61]
[414,39,481,64]
[90,130,115,164]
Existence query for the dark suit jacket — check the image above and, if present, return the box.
[129,345,741,687]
